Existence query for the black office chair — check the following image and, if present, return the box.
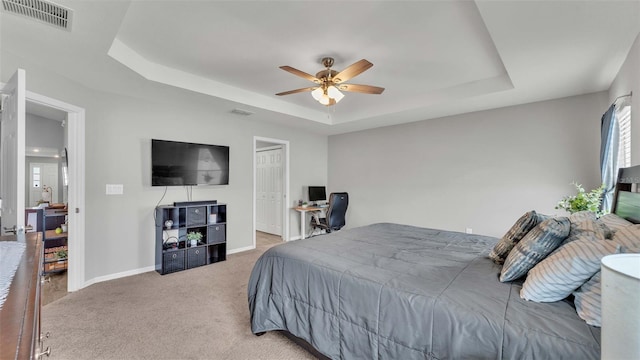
[311,192,349,234]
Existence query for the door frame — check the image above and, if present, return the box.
[253,136,290,247]
[20,88,85,292]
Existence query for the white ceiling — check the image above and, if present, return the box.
[2,0,639,135]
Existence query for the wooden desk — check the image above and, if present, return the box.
[0,232,46,360]
[293,206,323,239]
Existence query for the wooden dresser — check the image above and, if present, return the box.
[0,232,48,359]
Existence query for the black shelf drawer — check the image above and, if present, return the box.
[187,247,207,269]
[186,206,207,226]
[163,250,185,274]
[207,224,226,244]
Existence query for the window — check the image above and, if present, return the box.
[617,105,631,168]
[32,166,41,188]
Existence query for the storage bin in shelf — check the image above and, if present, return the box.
[44,260,67,273]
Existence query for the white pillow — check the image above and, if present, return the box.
[563,211,607,245]
[597,213,633,235]
[611,224,640,252]
[573,271,603,326]
[521,236,620,302]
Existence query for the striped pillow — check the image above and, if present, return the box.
[489,211,544,264]
[611,224,640,252]
[573,271,603,326]
[500,217,570,282]
[520,237,620,302]
[562,211,607,245]
[597,213,633,235]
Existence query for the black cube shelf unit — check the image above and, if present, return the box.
[155,201,226,275]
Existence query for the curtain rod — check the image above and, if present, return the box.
[613,91,632,104]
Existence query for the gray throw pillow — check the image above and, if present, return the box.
[500,217,570,282]
[489,211,544,264]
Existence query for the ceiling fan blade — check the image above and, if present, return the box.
[338,84,385,94]
[332,59,373,84]
[275,86,318,96]
[279,66,322,84]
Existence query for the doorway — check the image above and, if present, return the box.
[253,137,290,248]
[24,93,85,293]
[1,72,84,293]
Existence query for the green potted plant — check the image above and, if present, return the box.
[555,182,606,217]
[55,249,68,260]
[186,231,203,247]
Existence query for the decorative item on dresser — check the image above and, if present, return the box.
[155,201,227,275]
[0,232,50,359]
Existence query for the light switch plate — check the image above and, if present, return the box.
[106,184,124,195]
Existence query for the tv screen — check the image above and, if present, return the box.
[152,139,229,186]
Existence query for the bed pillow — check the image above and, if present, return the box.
[573,271,603,326]
[489,211,544,264]
[520,236,620,302]
[499,217,570,282]
[562,211,607,245]
[597,213,633,236]
[610,224,640,252]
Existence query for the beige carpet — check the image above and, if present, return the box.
[43,271,68,306]
[42,232,317,360]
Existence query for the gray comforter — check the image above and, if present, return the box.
[248,223,600,359]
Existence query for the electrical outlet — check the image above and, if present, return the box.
[465,228,473,234]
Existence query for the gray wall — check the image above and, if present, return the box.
[26,112,64,150]
[4,31,637,284]
[2,53,327,282]
[328,92,608,238]
[25,113,65,203]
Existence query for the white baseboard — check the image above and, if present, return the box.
[82,265,156,289]
[228,245,255,254]
[79,243,278,290]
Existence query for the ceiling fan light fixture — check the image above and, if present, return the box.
[311,87,324,101]
[327,85,344,103]
[319,94,331,105]
[278,57,383,107]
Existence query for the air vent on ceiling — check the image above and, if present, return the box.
[2,0,73,31]
[230,108,253,116]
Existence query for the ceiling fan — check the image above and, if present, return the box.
[276,57,385,106]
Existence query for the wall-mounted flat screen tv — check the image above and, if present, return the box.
[152,139,229,186]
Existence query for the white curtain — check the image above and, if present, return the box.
[600,104,619,212]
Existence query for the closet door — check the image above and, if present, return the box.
[256,147,283,235]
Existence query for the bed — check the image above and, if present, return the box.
[248,166,640,359]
